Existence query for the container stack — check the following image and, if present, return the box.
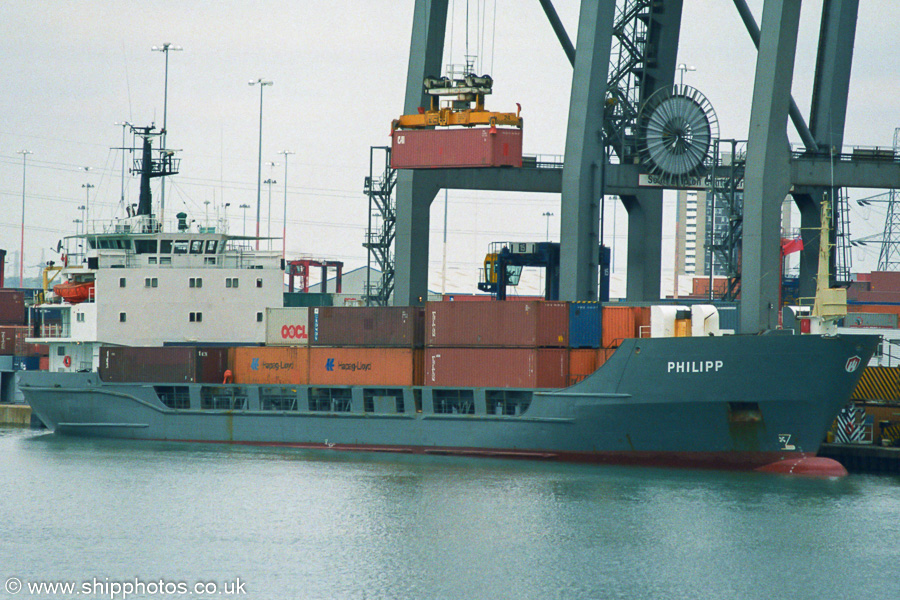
[424,301,569,388]
[308,306,424,386]
[0,289,47,373]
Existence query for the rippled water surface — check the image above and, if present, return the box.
[2,426,898,600]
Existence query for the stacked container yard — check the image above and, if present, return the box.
[424,301,569,388]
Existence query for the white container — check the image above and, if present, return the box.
[265,307,309,346]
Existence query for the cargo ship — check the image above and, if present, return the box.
[17,124,879,474]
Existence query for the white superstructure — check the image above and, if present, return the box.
[29,215,282,372]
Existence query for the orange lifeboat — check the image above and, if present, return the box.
[53,279,95,304]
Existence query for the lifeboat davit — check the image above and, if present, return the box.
[53,280,95,304]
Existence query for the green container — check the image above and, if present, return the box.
[283,292,333,308]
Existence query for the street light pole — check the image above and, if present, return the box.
[17,150,32,285]
[82,182,94,233]
[114,121,131,208]
[264,177,277,250]
[151,43,182,227]
[279,150,294,260]
[249,78,273,250]
[541,211,553,298]
[676,63,696,88]
[239,203,251,237]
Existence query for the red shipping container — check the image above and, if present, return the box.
[309,347,417,386]
[869,271,900,292]
[391,127,523,169]
[310,306,424,347]
[0,290,25,325]
[425,347,568,388]
[0,326,28,356]
[601,306,636,348]
[99,346,231,383]
[39,356,49,371]
[426,301,568,348]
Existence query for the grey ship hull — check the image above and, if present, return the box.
[20,334,878,470]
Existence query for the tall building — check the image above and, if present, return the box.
[675,190,794,278]
[675,190,728,277]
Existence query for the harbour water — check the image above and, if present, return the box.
[2,426,899,600]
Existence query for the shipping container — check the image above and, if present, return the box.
[426,301,568,348]
[569,302,601,348]
[39,356,49,371]
[266,307,310,346]
[391,127,523,169]
[425,347,568,388]
[844,312,898,328]
[311,306,424,347]
[231,346,309,385]
[0,290,26,325]
[13,356,40,371]
[309,347,419,386]
[601,306,637,348]
[568,348,597,385]
[0,326,28,356]
[283,292,333,308]
[99,346,230,383]
[633,306,651,338]
[868,271,900,292]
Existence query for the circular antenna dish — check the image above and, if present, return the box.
[636,85,718,187]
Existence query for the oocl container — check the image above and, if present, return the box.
[391,127,523,169]
[310,306,424,347]
[426,301,568,348]
[309,347,418,386]
[424,347,568,388]
[231,346,309,385]
[266,307,310,346]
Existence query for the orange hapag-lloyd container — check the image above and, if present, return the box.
[309,347,417,386]
[425,347,568,388]
[231,347,309,385]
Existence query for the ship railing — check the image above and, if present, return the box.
[38,323,69,339]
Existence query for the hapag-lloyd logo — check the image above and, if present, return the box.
[325,358,372,373]
[251,357,294,371]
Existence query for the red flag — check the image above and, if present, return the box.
[781,237,804,256]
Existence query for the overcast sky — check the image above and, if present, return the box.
[2,1,899,293]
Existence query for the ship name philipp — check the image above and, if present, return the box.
[667,360,723,373]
